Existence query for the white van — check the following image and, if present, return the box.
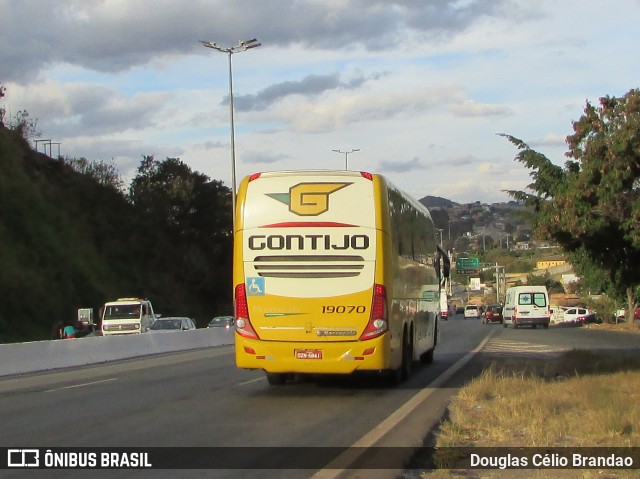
[101,298,158,335]
[503,286,550,329]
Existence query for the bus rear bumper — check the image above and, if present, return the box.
[235,334,391,374]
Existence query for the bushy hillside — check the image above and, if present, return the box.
[0,126,233,342]
[0,127,139,340]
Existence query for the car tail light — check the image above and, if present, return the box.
[360,284,388,340]
[235,284,259,339]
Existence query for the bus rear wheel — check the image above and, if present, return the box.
[400,329,413,381]
[265,372,288,386]
[420,348,434,364]
[386,330,413,386]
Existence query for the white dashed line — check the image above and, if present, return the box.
[44,377,117,393]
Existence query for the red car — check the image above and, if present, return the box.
[483,304,503,324]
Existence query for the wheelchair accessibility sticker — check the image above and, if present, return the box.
[246,277,265,296]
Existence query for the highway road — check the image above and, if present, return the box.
[1,316,639,479]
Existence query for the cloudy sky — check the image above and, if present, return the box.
[1,0,639,204]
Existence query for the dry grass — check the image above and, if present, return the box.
[419,349,640,479]
[584,322,640,334]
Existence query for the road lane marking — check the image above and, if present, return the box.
[238,377,265,386]
[44,378,117,393]
[483,339,571,358]
[311,329,498,478]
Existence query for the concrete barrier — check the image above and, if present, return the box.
[0,328,235,377]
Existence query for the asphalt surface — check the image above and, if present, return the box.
[1,316,638,479]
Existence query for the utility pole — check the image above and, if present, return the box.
[494,263,505,303]
[200,38,261,234]
[331,148,360,170]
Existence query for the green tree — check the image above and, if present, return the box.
[565,246,611,295]
[128,156,234,321]
[525,271,564,294]
[61,156,125,192]
[502,88,640,321]
[0,83,6,126]
[8,110,40,140]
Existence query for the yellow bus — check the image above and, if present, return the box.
[233,170,449,385]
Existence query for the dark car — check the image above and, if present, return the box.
[208,316,235,329]
[483,304,503,324]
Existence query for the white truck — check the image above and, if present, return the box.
[100,298,158,335]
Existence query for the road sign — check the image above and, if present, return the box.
[456,257,479,275]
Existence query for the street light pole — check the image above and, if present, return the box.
[331,148,360,170]
[494,264,505,303]
[200,38,261,233]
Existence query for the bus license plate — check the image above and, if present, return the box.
[295,349,322,360]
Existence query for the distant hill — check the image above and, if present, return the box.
[419,195,458,209]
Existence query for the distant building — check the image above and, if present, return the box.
[536,256,567,270]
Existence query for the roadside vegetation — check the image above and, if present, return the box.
[421,336,640,478]
[418,89,640,478]
[501,89,640,324]
[0,101,234,342]
[3,83,640,343]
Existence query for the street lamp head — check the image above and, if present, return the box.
[233,40,261,53]
[200,40,225,52]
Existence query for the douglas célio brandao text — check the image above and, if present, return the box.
[470,452,635,469]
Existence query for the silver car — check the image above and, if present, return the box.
[464,305,481,319]
[148,317,197,332]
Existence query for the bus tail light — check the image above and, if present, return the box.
[360,284,388,340]
[235,284,259,339]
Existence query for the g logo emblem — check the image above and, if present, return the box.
[267,182,351,216]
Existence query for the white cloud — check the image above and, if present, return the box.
[1,0,639,205]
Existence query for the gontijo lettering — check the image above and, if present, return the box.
[248,234,369,251]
